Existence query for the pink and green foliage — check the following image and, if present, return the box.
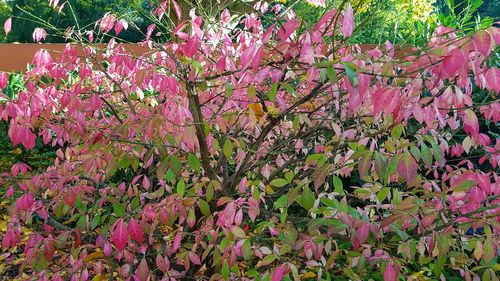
[0,1,499,280]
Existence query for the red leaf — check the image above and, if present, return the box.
[398,153,418,183]
[4,18,11,36]
[183,36,200,58]
[384,262,398,281]
[442,48,466,78]
[127,218,144,243]
[472,30,492,57]
[272,264,289,281]
[112,219,128,251]
[341,4,354,37]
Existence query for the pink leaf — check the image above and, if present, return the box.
[32,28,47,43]
[15,192,35,211]
[398,153,418,183]
[356,222,370,244]
[341,4,354,38]
[0,72,8,88]
[442,48,466,78]
[305,0,325,7]
[472,30,492,57]
[183,35,200,58]
[485,68,499,94]
[4,18,11,36]
[115,19,128,35]
[384,262,398,281]
[300,43,314,65]
[156,254,170,273]
[112,219,128,251]
[127,218,144,243]
[172,0,182,19]
[272,264,289,281]
[172,232,182,253]
[188,252,201,265]
[240,45,256,70]
[278,18,300,41]
[135,258,150,281]
[100,13,116,33]
[463,109,479,137]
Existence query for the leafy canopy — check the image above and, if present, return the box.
[0,0,499,281]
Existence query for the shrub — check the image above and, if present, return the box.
[0,1,499,280]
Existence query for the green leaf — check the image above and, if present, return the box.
[113,203,126,218]
[206,183,214,202]
[170,155,182,175]
[301,187,315,211]
[225,83,233,98]
[177,179,186,197]
[420,142,432,167]
[452,179,475,192]
[222,260,230,280]
[321,197,340,209]
[242,239,252,260]
[268,83,278,101]
[280,82,296,96]
[333,176,344,194]
[374,151,388,184]
[410,144,421,162]
[187,153,201,173]
[223,139,233,159]
[391,124,404,139]
[76,215,86,230]
[256,254,277,268]
[274,195,288,209]
[343,62,358,87]
[130,196,140,211]
[327,65,338,83]
[199,199,210,216]
[90,214,100,230]
[75,197,86,213]
[387,155,401,177]
[377,187,390,202]
[306,153,327,166]
[434,254,447,276]
[270,178,289,187]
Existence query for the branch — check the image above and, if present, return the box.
[186,83,216,180]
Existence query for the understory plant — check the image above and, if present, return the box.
[0,0,499,280]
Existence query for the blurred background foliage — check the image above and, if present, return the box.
[0,0,497,44]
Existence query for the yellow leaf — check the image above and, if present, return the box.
[247,103,265,119]
[265,185,275,195]
[301,272,316,278]
[83,251,105,263]
[92,275,110,281]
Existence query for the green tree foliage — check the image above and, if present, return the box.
[3,0,150,42]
